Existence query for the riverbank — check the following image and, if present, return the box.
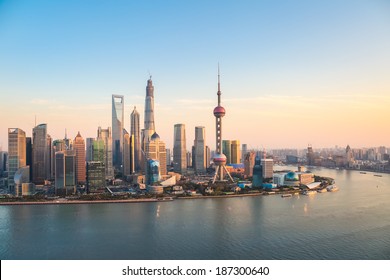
[0,198,165,206]
[0,192,268,205]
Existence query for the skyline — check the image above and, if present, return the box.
[1,0,390,150]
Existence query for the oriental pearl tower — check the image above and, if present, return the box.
[212,66,234,184]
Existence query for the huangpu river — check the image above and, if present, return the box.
[1,167,390,260]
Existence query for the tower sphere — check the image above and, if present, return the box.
[213,153,227,164]
[213,106,226,117]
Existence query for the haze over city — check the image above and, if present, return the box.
[1,0,389,150]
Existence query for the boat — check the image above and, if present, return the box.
[317,188,327,193]
[157,197,174,201]
[374,174,382,177]
[303,190,317,195]
[360,172,367,174]
[281,194,292,198]
[326,185,339,192]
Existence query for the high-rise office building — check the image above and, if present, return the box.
[86,138,94,162]
[307,145,315,166]
[92,139,105,163]
[51,139,65,180]
[261,158,274,179]
[145,132,167,176]
[205,146,210,169]
[74,132,86,184]
[55,151,65,195]
[222,140,232,164]
[141,77,156,174]
[86,161,105,193]
[8,128,26,194]
[0,151,8,177]
[212,67,233,183]
[123,129,134,177]
[230,140,241,164]
[55,150,76,196]
[32,124,48,185]
[131,106,142,172]
[244,151,256,177]
[193,126,206,173]
[26,137,32,182]
[145,159,160,186]
[252,156,263,187]
[166,148,171,167]
[143,77,155,145]
[173,124,187,174]
[46,134,52,180]
[97,127,114,178]
[241,144,247,163]
[112,95,124,169]
[187,151,193,168]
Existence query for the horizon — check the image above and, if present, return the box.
[1,0,390,151]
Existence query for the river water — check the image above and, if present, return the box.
[1,167,389,259]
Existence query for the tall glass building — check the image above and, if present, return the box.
[146,159,160,185]
[8,128,26,194]
[131,106,141,172]
[97,126,113,178]
[74,132,86,184]
[173,124,187,174]
[32,124,49,185]
[194,126,206,174]
[112,95,124,169]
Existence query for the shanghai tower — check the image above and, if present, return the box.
[212,66,234,183]
[142,77,155,150]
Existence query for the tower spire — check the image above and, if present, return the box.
[217,63,221,106]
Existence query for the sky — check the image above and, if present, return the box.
[0,0,389,151]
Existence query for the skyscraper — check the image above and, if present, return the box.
[141,77,156,172]
[26,137,32,182]
[230,140,241,164]
[74,132,86,184]
[123,129,133,177]
[212,67,233,183]
[194,126,206,174]
[261,158,274,179]
[46,134,52,180]
[8,128,26,194]
[145,132,167,176]
[32,124,48,185]
[205,146,210,169]
[112,94,124,169]
[143,77,155,142]
[241,144,248,163]
[252,156,263,187]
[0,151,7,177]
[92,139,105,163]
[86,138,94,162]
[166,148,171,167]
[173,124,187,174]
[86,161,105,193]
[55,150,76,195]
[131,106,142,172]
[244,151,256,177]
[222,140,232,164]
[97,126,114,178]
[55,151,65,195]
